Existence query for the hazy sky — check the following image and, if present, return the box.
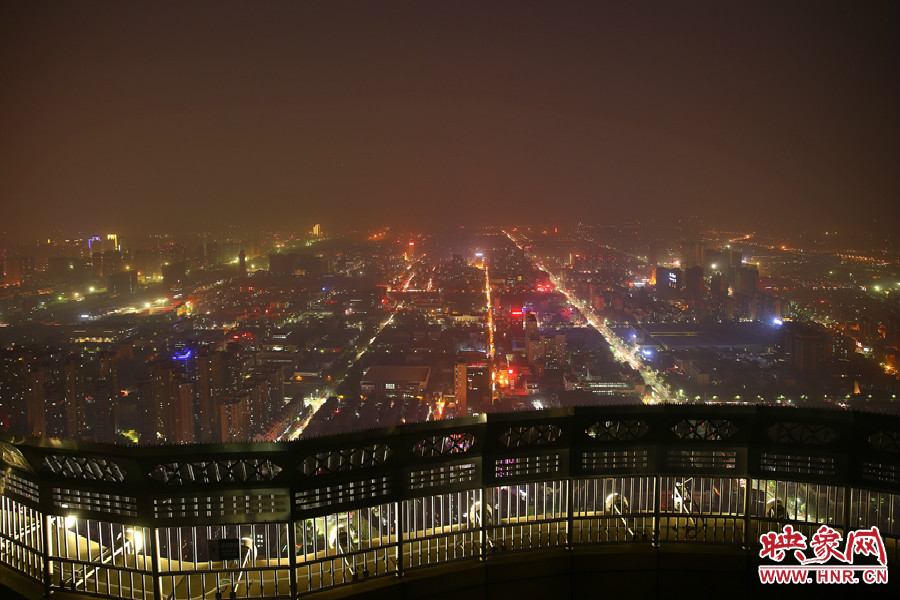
[1,1,897,238]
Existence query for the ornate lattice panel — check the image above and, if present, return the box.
[868,429,900,453]
[53,488,138,517]
[672,419,737,441]
[759,452,836,476]
[412,433,476,458]
[300,443,393,476]
[295,475,392,511]
[586,420,648,441]
[0,441,32,471]
[0,469,40,502]
[154,492,290,519]
[150,459,283,485]
[861,462,899,486]
[500,424,562,448]
[667,450,737,470]
[582,450,648,472]
[43,455,127,483]
[495,454,561,478]
[765,422,837,445]
[409,463,476,490]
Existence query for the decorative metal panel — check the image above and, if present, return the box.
[673,419,737,441]
[43,455,127,483]
[500,424,561,448]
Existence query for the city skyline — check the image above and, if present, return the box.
[1,1,898,238]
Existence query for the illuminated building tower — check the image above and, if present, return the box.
[43,383,67,438]
[526,334,567,374]
[784,322,830,373]
[1,254,34,286]
[135,375,156,443]
[93,351,118,443]
[196,351,225,443]
[313,223,321,238]
[24,363,47,437]
[0,350,26,433]
[99,351,117,383]
[525,312,538,337]
[545,333,566,367]
[220,392,250,442]
[737,264,759,297]
[170,375,194,444]
[681,241,705,269]
[150,361,195,443]
[108,270,137,295]
[454,361,468,416]
[709,273,726,295]
[247,373,271,434]
[654,267,682,299]
[90,251,104,277]
[267,365,286,408]
[239,250,247,277]
[64,354,86,439]
[684,265,704,298]
[466,364,491,414]
[162,261,186,291]
[150,362,174,442]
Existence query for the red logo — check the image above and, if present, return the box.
[759,525,888,585]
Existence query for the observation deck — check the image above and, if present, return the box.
[1,406,898,599]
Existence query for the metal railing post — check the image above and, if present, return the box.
[652,475,661,547]
[287,519,298,598]
[742,478,752,551]
[479,486,487,560]
[41,513,52,598]
[843,485,852,533]
[396,500,404,578]
[566,477,574,549]
[151,528,162,600]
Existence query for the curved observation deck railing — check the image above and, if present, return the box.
[1,405,898,599]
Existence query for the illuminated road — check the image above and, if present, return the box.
[484,265,494,359]
[280,309,398,441]
[278,261,418,440]
[504,230,674,404]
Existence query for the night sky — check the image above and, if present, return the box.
[1,1,897,238]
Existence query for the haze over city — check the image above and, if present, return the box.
[1,4,899,600]
[1,0,897,239]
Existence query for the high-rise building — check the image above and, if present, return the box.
[784,322,830,373]
[196,351,224,443]
[526,334,566,370]
[454,361,468,415]
[24,363,47,437]
[466,364,491,414]
[654,267,682,298]
[135,375,156,443]
[170,375,194,444]
[525,313,538,338]
[239,249,247,277]
[108,270,137,295]
[150,361,194,443]
[684,265,704,298]
[162,261,186,291]
[64,354,86,439]
[220,392,250,442]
